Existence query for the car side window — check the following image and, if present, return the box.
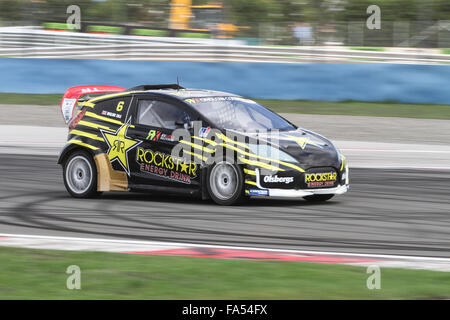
[137,100,190,129]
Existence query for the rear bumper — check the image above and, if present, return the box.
[247,168,349,199]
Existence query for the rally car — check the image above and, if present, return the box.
[58,84,349,205]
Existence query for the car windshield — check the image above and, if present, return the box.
[185,96,296,132]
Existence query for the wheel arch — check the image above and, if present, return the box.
[59,145,128,192]
[58,143,96,166]
[61,146,100,198]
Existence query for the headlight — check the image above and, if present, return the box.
[340,154,349,184]
[248,144,298,163]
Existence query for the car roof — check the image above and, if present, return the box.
[85,85,240,104]
[133,88,240,100]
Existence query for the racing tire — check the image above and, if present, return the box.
[207,160,245,205]
[303,194,334,202]
[63,150,100,198]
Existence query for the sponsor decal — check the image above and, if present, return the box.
[185,98,200,104]
[100,119,142,176]
[136,147,197,184]
[146,129,162,141]
[160,133,175,142]
[101,110,122,119]
[185,97,258,104]
[305,172,337,188]
[170,91,196,97]
[248,189,269,196]
[69,109,86,131]
[198,127,211,138]
[263,175,294,184]
[80,87,101,94]
[61,98,77,123]
[146,130,175,142]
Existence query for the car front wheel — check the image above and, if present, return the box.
[63,150,100,198]
[207,160,244,205]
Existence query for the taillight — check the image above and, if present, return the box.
[69,108,86,131]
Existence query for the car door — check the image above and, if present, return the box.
[126,95,202,190]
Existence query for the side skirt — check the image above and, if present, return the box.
[129,183,201,197]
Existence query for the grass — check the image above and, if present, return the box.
[0,246,449,299]
[349,47,385,52]
[1,93,450,120]
[0,93,62,105]
[255,99,450,120]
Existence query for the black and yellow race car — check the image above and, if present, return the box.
[58,84,349,205]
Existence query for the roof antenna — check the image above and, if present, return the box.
[177,76,180,90]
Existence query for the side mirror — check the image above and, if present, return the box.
[175,114,192,129]
[175,120,185,127]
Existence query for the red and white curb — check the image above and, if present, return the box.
[0,233,450,272]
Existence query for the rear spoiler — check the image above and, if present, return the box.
[61,85,125,124]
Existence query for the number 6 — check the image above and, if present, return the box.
[116,101,124,112]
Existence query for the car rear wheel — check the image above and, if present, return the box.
[303,194,334,202]
[63,150,100,198]
[207,160,244,205]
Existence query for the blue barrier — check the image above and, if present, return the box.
[1,57,450,104]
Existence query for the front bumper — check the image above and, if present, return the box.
[247,168,349,199]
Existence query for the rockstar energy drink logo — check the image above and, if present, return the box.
[305,171,337,188]
[113,140,125,152]
[100,120,141,176]
[136,147,197,184]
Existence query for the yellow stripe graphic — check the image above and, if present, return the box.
[78,120,114,132]
[184,150,208,162]
[82,102,95,108]
[221,143,304,173]
[179,140,215,153]
[69,129,105,142]
[194,133,304,172]
[85,111,123,125]
[88,91,132,103]
[239,157,285,172]
[245,180,257,186]
[216,133,250,150]
[67,139,99,150]
[340,154,347,171]
[244,169,256,175]
[193,136,217,146]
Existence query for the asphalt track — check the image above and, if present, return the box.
[1,153,449,258]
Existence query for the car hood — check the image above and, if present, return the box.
[232,128,341,170]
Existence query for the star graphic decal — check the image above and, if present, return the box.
[180,162,189,174]
[100,119,142,176]
[283,135,319,150]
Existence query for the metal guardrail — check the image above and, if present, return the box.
[0,28,449,64]
[0,27,237,47]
